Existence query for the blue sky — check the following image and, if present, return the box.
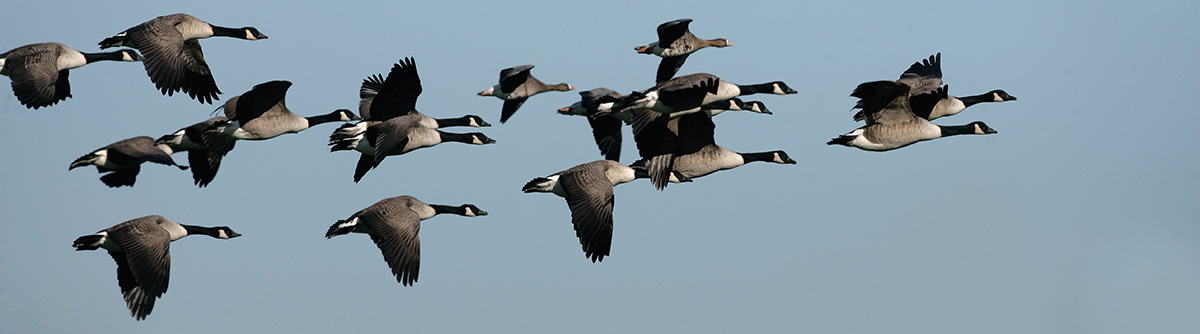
[1,0,1197,333]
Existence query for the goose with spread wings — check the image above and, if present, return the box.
[633,19,732,84]
[1,42,140,109]
[73,215,240,320]
[830,80,998,151]
[99,13,267,104]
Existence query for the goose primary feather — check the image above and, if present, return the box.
[73,215,240,320]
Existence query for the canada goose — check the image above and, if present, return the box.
[852,53,1016,121]
[70,136,188,188]
[329,114,496,182]
[334,57,490,143]
[478,65,574,123]
[632,145,796,180]
[329,59,493,182]
[156,117,233,187]
[1,43,141,109]
[559,86,771,162]
[523,160,689,262]
[828,80,998,151]
[73,215,240,320]
[202,80,359,157]
[608,73,795,119]
[326,196,486,286]
[629,103,784,189]
[633,19,733,84]
[99,13,268,104]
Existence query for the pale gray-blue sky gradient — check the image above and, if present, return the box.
[1,1,1197,333]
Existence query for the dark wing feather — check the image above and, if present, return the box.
[107,219,171,320]
[852,81,916,125]
[100,167,140,188]
[632,111,714,190]
[630,108,665,138]
[232,80,291,124]
[200,121,237,157]
[353,153,379,183]
[656,18,694,46]
[357,204,422,285]
[5,45,66,109]
[498,65,534,93]
[579,88,620,111]
[367,57,422,121]
[655,54,689,84]
[588,116,623,161]
[500,98,527,123]
[129,17,220,104]
[186,149,221,187]
[559,168,616,262]
[358,73,385,120]
[655,74,719,108]
[367,118,418,162]
[644,153,675,191]
[896,53,943,96]
[908,85,950,120]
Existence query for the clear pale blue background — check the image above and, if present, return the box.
[1,1,1197,333]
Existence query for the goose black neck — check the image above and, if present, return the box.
[182,224,224,238]
[210,26,244,38]
[738,151,777,163]
[958,93,995,108]
[82,51,130,63]
[305,112,344,126]
[429,204,466,216]
[438,131,477,143]
[436,117,474,127]
[939,124,980,137]
[737,83,777,96]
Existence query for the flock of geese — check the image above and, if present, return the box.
[1,14,1017,320]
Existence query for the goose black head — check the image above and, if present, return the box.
[215,226,242,239]
[242,27,268,40]
[333,109,361,121]
[460,204,488,217]
[770,81,798,95]
[465,115,491,127]
[989,90,1017,102]
[469,133,497,145]
[773,151,797,164]
[969,121,998,134]
[118,49,143,62]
